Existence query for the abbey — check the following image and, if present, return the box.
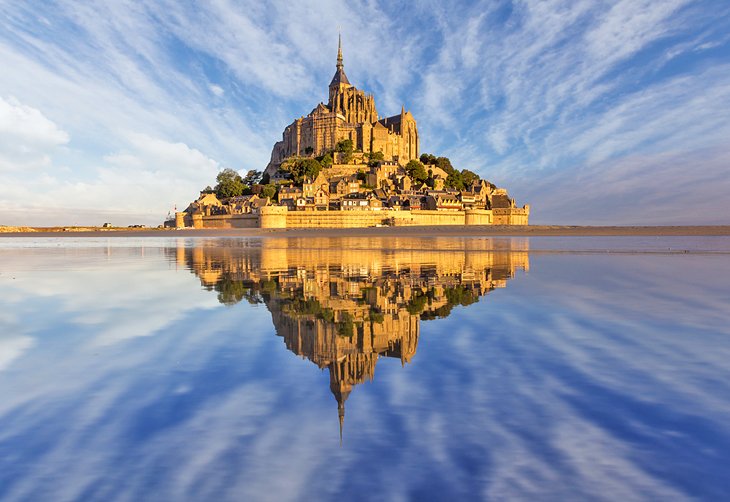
[265,36,419,174]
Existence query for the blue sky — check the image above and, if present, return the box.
[1,0,729,225]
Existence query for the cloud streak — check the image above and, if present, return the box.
[0,0,729,224]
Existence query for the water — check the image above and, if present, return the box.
[1,236,729,501]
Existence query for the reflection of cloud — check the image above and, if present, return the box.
[0,335,34,371]
[1,244,729,499]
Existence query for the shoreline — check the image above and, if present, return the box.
[1,225,730,238]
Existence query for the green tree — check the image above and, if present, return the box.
[215,168,246,198]
[435,156,455,174]
[262,184,277,200]
[405,159,428,182]
[461,169,480,187]
[420,153,436,165]
[367,150,384,167]
[243,169,263,186]
[201,185,215,194]
[320,153,333,168]
[445,170,465,190]
[336,138,354,163]
[282,157,323,184]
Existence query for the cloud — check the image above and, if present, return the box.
[0,0,729,224]
[0,132,226,226]
[0,96,70,171]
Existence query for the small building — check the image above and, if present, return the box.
[341,193,370,210]
[424,193,462,211]
[303,172,329,198]
[278,185,303,208]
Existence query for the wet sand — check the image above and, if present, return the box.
[1,225,729,238]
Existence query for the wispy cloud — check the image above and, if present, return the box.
[0,0,729,224]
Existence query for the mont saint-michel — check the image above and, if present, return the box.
[173,38,529,230]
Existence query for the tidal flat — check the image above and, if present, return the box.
[1,236,729,501]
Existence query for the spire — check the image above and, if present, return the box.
[337,32,343,71]
[329,33,350,89]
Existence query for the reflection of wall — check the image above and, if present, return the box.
[173,237,529,439]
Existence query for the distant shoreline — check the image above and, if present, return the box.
[1,225,729,238]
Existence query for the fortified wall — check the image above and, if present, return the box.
[175,206,530,229]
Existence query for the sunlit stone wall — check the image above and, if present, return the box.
[194,207,530,229]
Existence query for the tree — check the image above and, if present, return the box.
[461,169,480,187]
[367,150,384,167]
[243,169,263,186]
[201,185,215,194]
[336,138,354,163]
[282,157,322,184]
[320,153,333,168]
[215,168,246,199]
[261,172,270,185]
[336,138,354,154]
[261,184,277,200]
[435,156,455,174]
[405,159,428,182]
[420,153,436,165]
[445,170,465,190]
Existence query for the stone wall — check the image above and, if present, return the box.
[493,205,530,225]
[285,209,394,228]
[193,207,526,229]
[196,214,259,229]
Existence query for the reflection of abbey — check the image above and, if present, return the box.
[173,38,529,230]
[173,238,529,439]
[265,35,419,172]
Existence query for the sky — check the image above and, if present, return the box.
[1,0,729,226]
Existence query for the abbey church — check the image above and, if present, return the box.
[265,36,420,174]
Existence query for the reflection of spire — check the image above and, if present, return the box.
[330,360,351,445]
[338,400,345,446]
[176,237,531,443]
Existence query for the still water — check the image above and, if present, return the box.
[1,236,729,501]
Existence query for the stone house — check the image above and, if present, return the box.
[185,192,224,216]
[424,193,462,211]
[406,195,425,210]
[329,175,360,199]
[303,172,329,198]
[341,193,370,210]
[278,185,303,207]
[314,187,330,209]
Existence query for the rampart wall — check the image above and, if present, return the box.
[178,206,528,229]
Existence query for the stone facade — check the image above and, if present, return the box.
[265,36,419,174]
